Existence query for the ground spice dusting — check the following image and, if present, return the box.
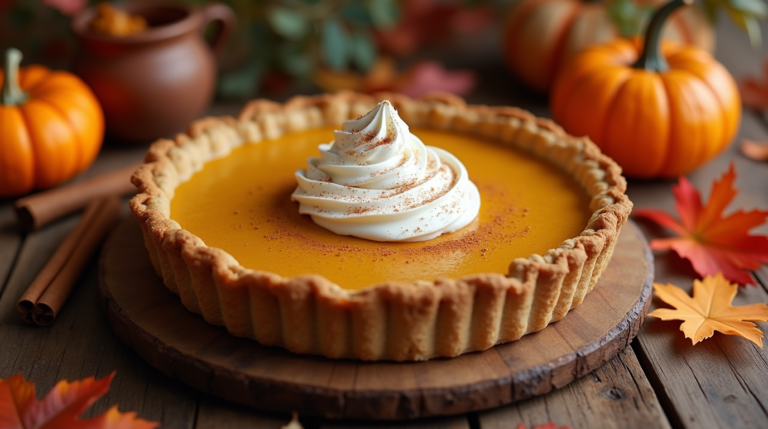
[363,134,394,152]
[355,131,378,147]
[347,207,373,215]
[235,180,528,265]
[369,155,407,178]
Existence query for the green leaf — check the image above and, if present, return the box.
[217,59,265,100]
[279,41,314,78]
[702,0,766,48]
[367,0,399,29]
[607,0,653,37]
[746,15,763,48]
[267,7,308,40]
[322,19,348,71]
[350,31,376,71]
[340,3,372,25]
[744,14,763,49]
[724,0,767,18]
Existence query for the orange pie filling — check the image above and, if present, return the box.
[170,126,592,290]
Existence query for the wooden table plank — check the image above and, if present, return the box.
[0,159,198,428]
[478,346,670,429]
[632,246,768,429]
[0,215,79,379]
[320,416,471,429]
[195,396,290,429]
[0,204,23,297]
[755,267,768,292]
[0,212,198,428]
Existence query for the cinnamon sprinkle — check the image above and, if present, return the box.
[238,180,528,265]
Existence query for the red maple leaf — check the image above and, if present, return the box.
[634,163,768,285]
[0,372,158,429]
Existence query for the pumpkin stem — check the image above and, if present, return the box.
[632,0,693,72]
[1,48,28,106]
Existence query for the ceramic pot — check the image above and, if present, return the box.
[71,2,235,143]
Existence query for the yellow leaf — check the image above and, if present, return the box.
[649,273,768,346]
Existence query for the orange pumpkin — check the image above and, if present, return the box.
[503,0,713,93]
[0,48,104,198]
[551,0,740,178]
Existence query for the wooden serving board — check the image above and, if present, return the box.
[98,217,653,420]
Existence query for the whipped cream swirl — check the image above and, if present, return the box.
[291,100,480,242]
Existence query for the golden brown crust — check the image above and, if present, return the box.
[129,92,633,361]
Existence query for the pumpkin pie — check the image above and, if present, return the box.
[130,92,632,361]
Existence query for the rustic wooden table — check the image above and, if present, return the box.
[2,17,768,429]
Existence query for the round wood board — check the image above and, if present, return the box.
[98,217,653,420]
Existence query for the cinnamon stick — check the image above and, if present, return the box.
[14,162,140,231]
[17,197,122,326]
[16,200,104,321]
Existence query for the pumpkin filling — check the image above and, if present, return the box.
[170,126,592,290]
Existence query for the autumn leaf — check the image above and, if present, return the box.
[0,372,158,429]
[649,274,768,346]
[634,163,768,285]
[738,59,768,110]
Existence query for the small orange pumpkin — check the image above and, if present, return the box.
[0,48,104,198]
[503,0,713,93]
[550,0,740,178]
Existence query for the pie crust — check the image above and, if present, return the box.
[129,92,632,361]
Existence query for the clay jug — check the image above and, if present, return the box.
[71,3,235,143]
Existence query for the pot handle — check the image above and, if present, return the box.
[200,3,235,57]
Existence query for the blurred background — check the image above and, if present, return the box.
[1,0,510,100]
[4,0,761,104]
[2,0,766,189]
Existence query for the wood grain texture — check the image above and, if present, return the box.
[0,212,198,429]
[321,416,471,429]
[195,396,290,429]
[0,204,23,297]
[479,346,671,429]
[632,249,768,429]
[98,216,652,420]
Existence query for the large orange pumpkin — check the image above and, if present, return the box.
[0,48,103,198]
[503,0,713,93]
[550,0,740,178]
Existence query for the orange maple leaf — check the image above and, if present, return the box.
[0,372,158,429]
[634,163,768,285]
[649,274,768,346]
